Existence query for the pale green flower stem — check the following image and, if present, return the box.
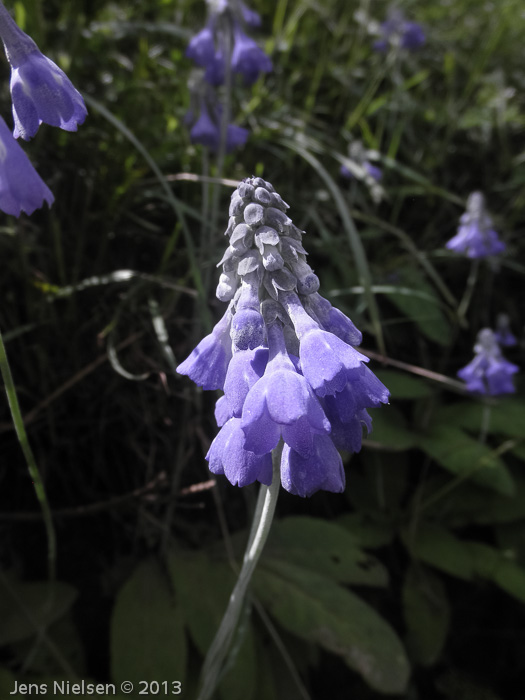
[197,444,282,700]
[0,325,56,581]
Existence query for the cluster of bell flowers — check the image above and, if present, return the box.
[457,327,518,396]
[0,1,86,216]
[184,0,271,152]
[177,176,390,497]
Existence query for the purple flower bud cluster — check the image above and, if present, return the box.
[184,0,271,152]
[186,1,272,87]
[446,192,505,259]
[457,328,518,396]
[373,9,425,53]
[177,177,389,497]
[0,2,87,216]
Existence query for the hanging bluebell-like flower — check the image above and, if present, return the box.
[457,328,518,395]
[373,8,425,53]
[0,115,54,216]
[0,2,87,141]
[446,192,505,259]
[177,176,389,497]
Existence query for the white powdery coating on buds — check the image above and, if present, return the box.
[216,269,238,301]
[230,308,265,350]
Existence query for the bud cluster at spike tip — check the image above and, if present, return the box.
[446,191,505,259]
[177,176,390,497]
[457,328,518,396]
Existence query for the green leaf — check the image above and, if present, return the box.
[466,542,525,604]
[263,516,388,587]
[254,560,410,694]
[367,406,417,450]
[168,550,256,700]
[383,267,451,346]
[403,565,450,666]
[336,512,395,549]
[0,580,77,646]
[111,558,186,686]
[374,370,434,399]
[417,425,515,495]
[436,399,525,439]
[401,523,473,580]
[420,475,525,527]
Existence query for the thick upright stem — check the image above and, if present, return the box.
[197,445,281,700]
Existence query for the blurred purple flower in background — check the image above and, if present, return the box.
[446,192,505,259]
[495,313,518,347]
[373,8,425,53]
[0,115,54,216]
[177,176,389,497]
[339,140,383,202]
[0,1,87,140]
[457,328,518,395]
[185,0,271,87]
[185,92,249,152]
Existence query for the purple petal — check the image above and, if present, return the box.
[280,435,345,497]
[224,348,268,416]
[0,116,54,216]
[10,52,87,140]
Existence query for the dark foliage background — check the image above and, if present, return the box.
[0,0,524,698]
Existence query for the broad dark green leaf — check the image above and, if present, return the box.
[336,512,395,549]
[374,370,434,399]
[263,516,388,587]
[366,406,417,450]
[403,565,450,666]
[111,558,186,686]
[435,399,525,439]
[0,580,77,646]
[420,475,525,527]
[254,560,410,694]
[383,268,451,345]
[417,425,515,495]
[401,523,472,580]
[168,550,256,700]
[466,542,525,604]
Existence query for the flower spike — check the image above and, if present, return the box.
[177,176,389,496]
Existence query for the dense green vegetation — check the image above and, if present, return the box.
[0,0,524,698]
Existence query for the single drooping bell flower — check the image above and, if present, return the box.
[0,2,87,141]
[457,328,519,395]
[177,176,389,497]
[446,192,505,258]
[0,115,54,216]
[494,313,518,348]
[373,8,425,53]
